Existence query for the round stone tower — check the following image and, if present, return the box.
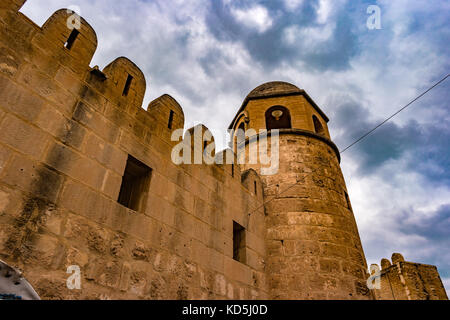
[229,81,371,300]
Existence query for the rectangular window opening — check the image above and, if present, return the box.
[117,155,152,212]
[231,164,234,177]
[168,110,174,129]
[122,74,133,96]
[254,181,257,195]
[64,29,80,50]
[233,221,246,264]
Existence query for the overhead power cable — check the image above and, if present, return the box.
[246,73,449,218]
[340,73,449,153]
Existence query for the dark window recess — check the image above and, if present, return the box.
[234,122,246,153]
[233,221,246,263]
[64,29,80,50]
[236,122,246,141]
[117,155,152,211]
[122,74,133,96]
[344,191,352,211]
[168,110,174,129]
[313,115,325,135]
[265,106,292,130]
[254,181,257,195]
[231,164,234,177]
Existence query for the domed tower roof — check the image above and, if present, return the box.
[246,81,302,100]
[229,81,329,129]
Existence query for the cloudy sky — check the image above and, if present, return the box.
[21,0,450,295]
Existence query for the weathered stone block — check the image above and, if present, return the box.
[0,74,44,121]
[0,114,48,159]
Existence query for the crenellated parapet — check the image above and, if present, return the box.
[1,1,177,145]
[0,0,445,301]
[371,253,448,300]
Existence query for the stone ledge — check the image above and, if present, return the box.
[239,128,341,163]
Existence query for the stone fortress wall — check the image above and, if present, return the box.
[371,253,448,300]
[0,0,267,299]
[0,0,447,300]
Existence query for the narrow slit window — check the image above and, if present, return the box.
[231,164,234,177]
[64,29,80,50]
[118,155,152,212]
[168,110,174,129]
[344,191,352,211]
[233,221,246,263]
[122,74,133,96]
[254,181,257,195]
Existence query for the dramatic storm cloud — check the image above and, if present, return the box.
[21,0,450,293]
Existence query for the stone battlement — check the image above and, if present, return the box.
[370,253,448,300]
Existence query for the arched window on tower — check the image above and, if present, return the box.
[312,115,325,135]
[265,106,291,130]
[234,122,246,154]
[238,122,246,135]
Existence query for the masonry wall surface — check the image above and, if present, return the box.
[0,1,267,299]
[371,255,448,300]
[239,133,370,300]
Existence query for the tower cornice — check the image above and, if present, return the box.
[238,128,341,163]
[229,88,329,130]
